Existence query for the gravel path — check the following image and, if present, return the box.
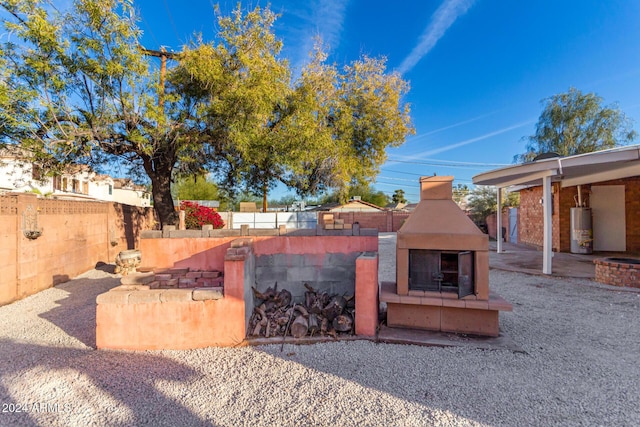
[1,235,640,426]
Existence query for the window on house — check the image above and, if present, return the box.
[108,184,113,195]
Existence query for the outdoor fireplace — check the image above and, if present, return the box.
[409,250,474,297]
[381,175,512,337]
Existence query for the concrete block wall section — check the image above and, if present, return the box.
[97,239,254,350]
[254,253,359,302]
[103,234,379,349]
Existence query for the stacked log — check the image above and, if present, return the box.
[248,283,355,339]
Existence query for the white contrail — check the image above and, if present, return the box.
[406,110,501,145]
[315,0,349,50]
[397,0,475,75]
[396,120,535,160]
[291,0,349,72]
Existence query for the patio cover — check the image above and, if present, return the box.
[472,145,640,274]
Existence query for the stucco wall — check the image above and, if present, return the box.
[0,193,156,306]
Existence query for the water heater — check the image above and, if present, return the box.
[570,207,593,254]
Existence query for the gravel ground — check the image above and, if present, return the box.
[1,234,640,426]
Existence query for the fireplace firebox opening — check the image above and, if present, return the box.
[408,249,474,298]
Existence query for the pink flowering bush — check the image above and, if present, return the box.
[180,201,225,229]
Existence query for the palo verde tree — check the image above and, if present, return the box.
[515,87,637,163]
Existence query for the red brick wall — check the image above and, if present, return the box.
[517,177,640,253]
[556,185,574,252]
[594,258,640,288]
[518,186,546,249]
[625,177,640,251]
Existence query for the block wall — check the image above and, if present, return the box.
[322,211,411,232]
[517,186,546,249]
[0,193,156,306]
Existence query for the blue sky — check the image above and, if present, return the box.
[133,0,640,202]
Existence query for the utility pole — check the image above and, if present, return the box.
[139,46,179,109]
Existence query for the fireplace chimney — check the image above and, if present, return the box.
[419,175,453,200]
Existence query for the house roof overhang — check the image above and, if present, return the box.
[472,145,640,188]
[472,145,640,275]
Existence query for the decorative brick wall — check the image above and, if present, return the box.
[517,186,546,249]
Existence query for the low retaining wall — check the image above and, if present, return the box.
[594,258,640,288]
[97,232,379,350]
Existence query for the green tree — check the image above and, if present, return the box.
[320,182,389,207]
[516,87,637,163]
[466,186,519,225]
[172,174,229,210]
[182,37,414,211]
[452,183,470,205]
[1,2,412,222]
[392,189,407,204]
[0,0,225,226]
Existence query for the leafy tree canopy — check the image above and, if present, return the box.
[515,87,637,163]
[0,1,413,224]
[452,183,470,205]
[466,186,519,225]
[320,182,390,208]
[392,189,407,204]
[172,174,229,210]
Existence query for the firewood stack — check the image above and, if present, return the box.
[248,283,355,339]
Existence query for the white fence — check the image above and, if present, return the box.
[231,212,317,229]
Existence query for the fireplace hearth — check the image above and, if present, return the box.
[409,249,474,297]
[381,176,512,337]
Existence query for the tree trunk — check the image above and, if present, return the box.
[262,182,268,213]
[151,173,178,227]
[143,154,178,228]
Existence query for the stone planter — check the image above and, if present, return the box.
[115,249,142,275]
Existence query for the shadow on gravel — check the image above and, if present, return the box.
[38,272,121,349]
[0,338,210,427]
[95,262,117,274]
